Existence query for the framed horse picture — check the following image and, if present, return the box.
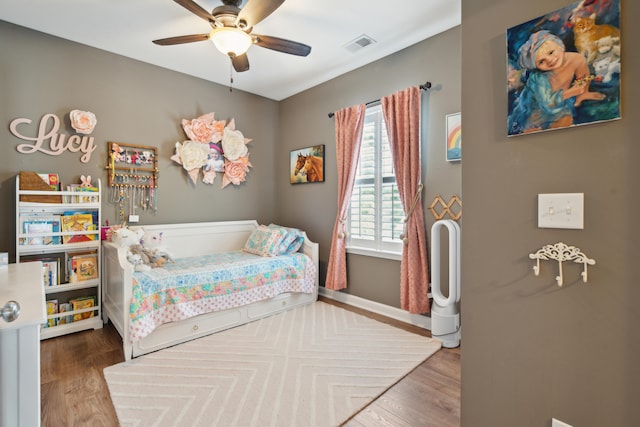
[290,144,325,184]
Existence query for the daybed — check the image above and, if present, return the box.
[102,220,319,361]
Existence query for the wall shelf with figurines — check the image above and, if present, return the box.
[105,142,159,221]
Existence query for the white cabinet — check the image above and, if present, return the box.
[0,262,46,427]
[15,175,103,339]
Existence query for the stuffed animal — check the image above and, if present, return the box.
[140,230,174,267]
[128,243,152,271]
[110,226,143,248]
[110,227,151,271]
[126,251,150,272]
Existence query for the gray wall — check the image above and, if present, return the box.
[0,21,279,261]
[462,1,639,426]
[1,21,461,311]
[278,27,461,306]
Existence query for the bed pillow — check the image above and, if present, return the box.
[268,224,304,255]
[243,225,288,257]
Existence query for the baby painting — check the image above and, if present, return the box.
[507,0,620,136]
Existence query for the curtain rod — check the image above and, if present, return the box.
[327,81,432,119]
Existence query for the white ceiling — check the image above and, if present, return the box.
[0,0,460,101]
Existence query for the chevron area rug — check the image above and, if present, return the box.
[103,301,441,427]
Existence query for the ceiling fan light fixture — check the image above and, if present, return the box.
[210,27,253,57]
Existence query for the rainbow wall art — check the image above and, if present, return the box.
[446,112,461,162]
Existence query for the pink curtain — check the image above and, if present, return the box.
[325,104,366,291]
[381,87,430,314]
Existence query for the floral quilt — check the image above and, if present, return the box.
[128,251,316,342]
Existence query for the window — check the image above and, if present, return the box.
[347,104,404,258]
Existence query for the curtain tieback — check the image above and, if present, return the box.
[337,217,348,239]
[400,183,424,244]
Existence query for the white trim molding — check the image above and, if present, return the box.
[319,287,431,330]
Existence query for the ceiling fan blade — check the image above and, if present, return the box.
[174,0,219,24]
[153,33,210,45]
[254,35,311,57]
[237,0,284,29]
[231,53,250,72]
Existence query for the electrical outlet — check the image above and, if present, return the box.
[538,193,584,229]
[129,214,139,223]
[551,418,573,427]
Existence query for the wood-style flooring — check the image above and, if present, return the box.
[40,298,460,426]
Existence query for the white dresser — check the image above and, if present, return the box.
[0,262,46,427]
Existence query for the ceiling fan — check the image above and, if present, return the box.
[153,0,311,72]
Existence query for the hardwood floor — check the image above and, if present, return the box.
[40,299,460,426]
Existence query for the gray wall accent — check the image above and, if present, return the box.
[278,27,461,305]
[1,21,279,260]
[461,1,639,425]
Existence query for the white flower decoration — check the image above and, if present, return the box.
[171,141,209,171]
[221,127,248,161]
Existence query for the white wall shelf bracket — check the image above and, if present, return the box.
[529,242,595,287]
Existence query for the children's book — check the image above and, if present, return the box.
[67,250,97,283]
[58,303,73,325]
[20,214,61,245]
[65,184,99,203]
[38,173,61,191]
[61,213,96,243]
[70,296,96,321]
[72,253,98,282]
[21,253,66,285]
[66,250,96,283]
[41,259,59,286]
[46,299,58,328]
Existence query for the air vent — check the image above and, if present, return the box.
[343,34,377,53]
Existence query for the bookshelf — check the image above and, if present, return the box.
[15,173,103,339]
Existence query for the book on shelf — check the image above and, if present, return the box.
[73,254,98,282]
[58,303,73,325]
[61,212,97,243]
[45,299,58,328]
[64,184,99,204]
[70,296,96,322]
[38,173,61,191]
[20,214,61,245]
[21,253,66,286]
[67,250,98,283]
[41,259,59,287]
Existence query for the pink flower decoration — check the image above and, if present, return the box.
[177,113,253,188]
[221,155,252,189]
[181,112,217,144]
[70,110,97,134]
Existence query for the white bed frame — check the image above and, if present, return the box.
[101,220,319,361]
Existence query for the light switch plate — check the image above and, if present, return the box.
[538,193,584,229]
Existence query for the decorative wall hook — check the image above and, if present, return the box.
[529,242,595,287]
[429,194,462,220]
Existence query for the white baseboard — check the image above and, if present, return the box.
[318,287,431,330]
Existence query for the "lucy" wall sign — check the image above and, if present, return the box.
[9,111,98,163]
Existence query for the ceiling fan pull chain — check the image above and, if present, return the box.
[229,62,234,92]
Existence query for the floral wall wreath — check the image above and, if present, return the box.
[171,112,252,188]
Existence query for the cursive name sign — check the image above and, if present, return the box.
[10,113,97,163]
